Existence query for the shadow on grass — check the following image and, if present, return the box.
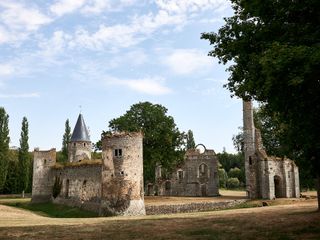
[1,200,98,218]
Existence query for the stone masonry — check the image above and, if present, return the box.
[154,144,219,197]
[31,113,145,216]
[243,100,300,199]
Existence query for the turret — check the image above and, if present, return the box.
[100,132,145,216]
[68,114,91,162]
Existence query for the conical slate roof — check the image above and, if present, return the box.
[70,114,90,142]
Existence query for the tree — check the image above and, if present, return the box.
[0,107,10,192]
[186,130,196,149]
[61,119,71,162]
[227,177,240,189]
[19,117,30,197]
[2,150,19,194]
[202,1,320,208]
[106,102,185,183]
[218,167,228,188]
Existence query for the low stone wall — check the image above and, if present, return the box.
[146,199,247,215]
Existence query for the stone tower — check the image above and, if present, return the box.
[68,114,91,162]
[31,148,56,203]
[243,100,259,198]
[100,132,146,216]
[243,100,300,199]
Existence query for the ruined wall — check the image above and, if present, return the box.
[31,148,56,203]
[243,100,300,200]
[68,141,92,162]
[243,100,260,199]
[100,132,145,216]
[260,158,300,199]
[156,148,219,197]
[52,164,102,213]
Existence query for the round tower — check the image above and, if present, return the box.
[68,114,91,162]
[100,132,145,216]
[31,148,56,203]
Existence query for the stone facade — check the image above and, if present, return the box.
[100,132,145,216]
[31,114,145,216]
[153,145,219,197]
[243,100,300,199]
[31,148,57,203]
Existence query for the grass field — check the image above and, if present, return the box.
[0,191,319,240]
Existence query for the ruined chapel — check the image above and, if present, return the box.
[243,100,300,199]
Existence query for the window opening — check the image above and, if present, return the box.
[114,148,123,157]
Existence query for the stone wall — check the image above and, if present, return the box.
[146,199,247,215]
[156,148,219,197]
[68,141,92,162]
[31,148,56,203]
[100,132,146,216]
[52,164,102,213]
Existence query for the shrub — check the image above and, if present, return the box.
[227,177,240,189]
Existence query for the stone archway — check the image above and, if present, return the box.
[274,175,283,198]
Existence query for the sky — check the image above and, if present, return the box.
[0,0,243,153]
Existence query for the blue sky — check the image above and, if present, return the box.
[0,0,242,153]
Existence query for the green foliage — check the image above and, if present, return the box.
[18,117,30,193]
[52,176,62,198]
[186,130,196,149]
[228,167,244,184]
[227,177,240,189]
[0,107,10,191]
[3,150,19,194]
[106,102,186,183]
[202,0,320,182]
[217,151,244,173]
[61,119,71,162]
[218,168,228,188]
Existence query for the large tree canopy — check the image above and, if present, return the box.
[106,102,185,183]
[202,0,320,207]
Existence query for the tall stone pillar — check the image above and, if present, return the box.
[243,100,257,198]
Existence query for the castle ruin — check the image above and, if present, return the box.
[31,114,146,216]
[153,144,219,197]
[243,100,300,199]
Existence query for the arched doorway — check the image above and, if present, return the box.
[274,175,282,198]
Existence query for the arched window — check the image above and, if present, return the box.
[199,163,208,178]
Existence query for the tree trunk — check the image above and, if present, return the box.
[22,190,25,198]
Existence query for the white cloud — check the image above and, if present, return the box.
[155,0,227,14]
[38,30,71,58]
[0,93,40,98]
[0,64,15,76]
[163,49,214,75]
[104,76,172,95]
[0,2,52,32]
[0,1,52,45]
[50,0,86,17]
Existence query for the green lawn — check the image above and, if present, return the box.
[0,198,98,218]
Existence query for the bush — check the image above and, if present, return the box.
[218,168,228,188]
[227,177,240,189]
